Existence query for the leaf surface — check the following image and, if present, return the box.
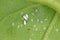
[0,0,60,40]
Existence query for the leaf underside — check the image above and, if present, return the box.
[0,0,60,40]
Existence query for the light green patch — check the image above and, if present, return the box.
[0,0,60,40]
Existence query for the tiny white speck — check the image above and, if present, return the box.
[23,20,27,25]
[33,25,36,28]
[23,16,27,20]
[31,19,33,22]
[23,14,28,20]
[56,29,59,32]
[40,21,43,23]
[12,23,14,26]
[35,28,38,32]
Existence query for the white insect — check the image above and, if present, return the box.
[23,14,28,25]
[23,14,28,20]
[23,20,27,25]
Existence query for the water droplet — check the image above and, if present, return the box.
[23,20,27,25]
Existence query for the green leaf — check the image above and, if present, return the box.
[28,0,60,13]
[0,0,60,40]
